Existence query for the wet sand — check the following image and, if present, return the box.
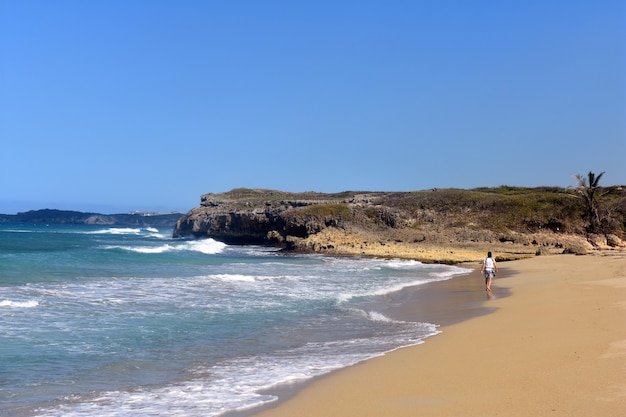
[250,252,626,417]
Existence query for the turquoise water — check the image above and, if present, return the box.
[0,224,470,416]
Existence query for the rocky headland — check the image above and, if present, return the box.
[173,187,626,264]
[0,209,183,228]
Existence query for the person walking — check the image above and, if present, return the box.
[481,251,498,291]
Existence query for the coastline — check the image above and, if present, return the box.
[248,251,626,417]
[224,260,506,417]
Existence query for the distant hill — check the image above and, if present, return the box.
[0,209,183,228]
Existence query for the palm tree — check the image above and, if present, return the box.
[573,171,605,232]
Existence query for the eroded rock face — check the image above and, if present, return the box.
[172,191,350,246]
[173,207,281,244]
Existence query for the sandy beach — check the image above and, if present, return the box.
[250,252,626,417]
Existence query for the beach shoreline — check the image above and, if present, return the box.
[224,259,507,417]
[246,251,626,417]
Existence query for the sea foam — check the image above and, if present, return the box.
[0,299,39,308]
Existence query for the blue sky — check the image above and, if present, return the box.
[1,1,625,214]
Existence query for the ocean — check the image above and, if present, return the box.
[0,223,471,416]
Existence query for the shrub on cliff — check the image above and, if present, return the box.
[295,204,352,219]
[387,187,586,234]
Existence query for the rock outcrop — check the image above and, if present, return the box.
[173,189,350,246]
[173,187,626,263]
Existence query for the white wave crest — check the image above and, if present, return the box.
[366,311,398,323]
[88,228,142,235]
[85,227,169,238]
[105,239,227,255]
[0,299,39,308]
[124,245,173,254]
[211,274,258,283]
[184,239,227,254]
[384,259,423,269]
[346,308,403,323]
[336,278,429,304]
[204,274,278,283]
[143,228,169,239]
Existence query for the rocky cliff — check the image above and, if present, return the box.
[173,187,626,263]
[173,189,352,245]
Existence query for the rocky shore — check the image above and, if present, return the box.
[173,187,625,264]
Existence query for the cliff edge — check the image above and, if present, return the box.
[173,187,626,263]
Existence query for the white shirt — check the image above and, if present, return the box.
[484,257,495,270]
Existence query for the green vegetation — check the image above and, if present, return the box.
[220,188,354,202]
[383,186,624,235]
[572,171,607,233]
[295,204,352,219]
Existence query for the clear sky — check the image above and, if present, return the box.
[1,1,625,214]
